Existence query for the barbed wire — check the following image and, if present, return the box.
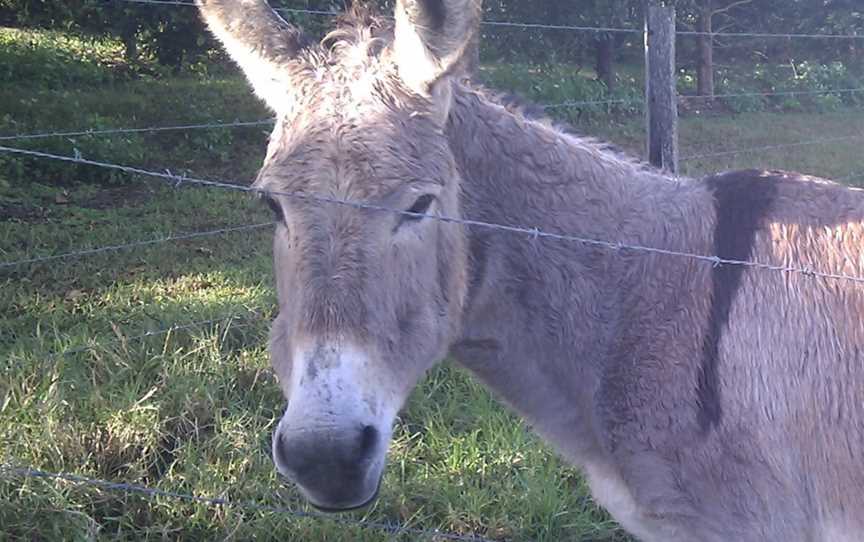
[115,0,337,16]
[4,144,864,285]
[0,98,641,142]
[115,0,642,34]
[114,0,864,40]
[676,28,864,41]
[543,97,642,109]
[0,119,275,142]
[6,86,864,143]
[5,86,863,143]
[681,87,864,101]
[1,464,498,542]
[0,221,273,270]
[680,132,864,161]
[546,87,864,110]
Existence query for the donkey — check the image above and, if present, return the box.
[198,1,864,540]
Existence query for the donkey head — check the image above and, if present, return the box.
[198,0,480,510]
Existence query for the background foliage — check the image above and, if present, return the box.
[1,1,862,76]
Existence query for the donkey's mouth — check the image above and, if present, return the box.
[307,476,382,513]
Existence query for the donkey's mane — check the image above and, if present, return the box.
[487,88,656,175]
[319,4,391,59]
[310,2,655,177]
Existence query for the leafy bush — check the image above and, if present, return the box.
[480,62,644,124]
[0,0,208,70]
[0,27,123,86]
[0,114,147,186]
[678,59,864,115]
[720,91,767,114]
[0,28,270,188]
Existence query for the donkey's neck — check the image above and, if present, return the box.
[445,86,711,462]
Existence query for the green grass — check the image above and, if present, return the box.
[0,186,625,540]
[2,26,864,541]
[1,177,629,541]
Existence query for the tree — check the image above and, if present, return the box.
[593,0,622,92]
[691,0,753,98]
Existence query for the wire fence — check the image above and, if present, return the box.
[0,221,273,269]
[2,86,862,143]
[0,465,497,542]
[2,87,862,143]
[679,87,864,101]
[4,144,864,284]
[114,0,864,40]
[680,132,864,162]
[0,119,276,142]
[4,1,864,539]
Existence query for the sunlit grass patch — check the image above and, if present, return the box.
[677,109,864,183]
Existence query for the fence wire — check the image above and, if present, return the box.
[6,87,863,143]
[0,221,273,270]
[115,0,642,34]
[675,28,864,40]
[114,0,864,40]
[0,119,276,142]
[0,99,646,142]
[4,144,864,285]
[680,132,864,162]
[681,87,864,102]
[0,465,498,542]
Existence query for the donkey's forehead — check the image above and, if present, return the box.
[257,102,451,197]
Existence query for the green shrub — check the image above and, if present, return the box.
[480,62,644,124]
[0,27,122,87]
[720,88,767,114]
[690,60,864,115]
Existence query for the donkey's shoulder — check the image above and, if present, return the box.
[702,168,864,220]
[703,168,859,193]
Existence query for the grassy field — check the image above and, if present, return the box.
[1,27,863,541]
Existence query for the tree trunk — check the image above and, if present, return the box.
[121,26,138,64]
[696,2,714,98]
[849,41,862,74]
[596,33,615,92]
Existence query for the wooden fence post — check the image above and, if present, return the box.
[645,5,679,173]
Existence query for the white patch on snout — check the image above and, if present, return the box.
[278,341,401,440]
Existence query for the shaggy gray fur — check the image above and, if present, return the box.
[199,1,864,539]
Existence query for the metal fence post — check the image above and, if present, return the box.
[645,5,679,173]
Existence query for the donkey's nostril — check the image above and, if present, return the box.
[274,433,292,473]
[358,425,379,459]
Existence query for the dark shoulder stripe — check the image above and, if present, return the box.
[417,0,447,32]
[697,170,779,431]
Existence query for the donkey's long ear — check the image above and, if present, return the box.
[393,0,482,95]
[197,0,307,113]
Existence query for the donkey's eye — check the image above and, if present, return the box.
[404,194,435,220]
